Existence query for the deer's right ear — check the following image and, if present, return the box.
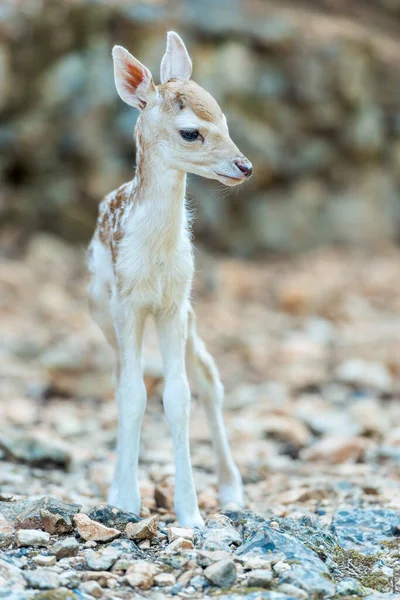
[160,31,192,84]
[112,45,156,110]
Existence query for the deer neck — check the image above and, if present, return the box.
[129,119,188,250]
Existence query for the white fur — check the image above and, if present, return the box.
[88,32,247,527]
[160,31,193,84]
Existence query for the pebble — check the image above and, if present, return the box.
[51,537,79,559]
[23,568,61,589]
[16,529,50,547]
[165,537,195,553]
[125,560,158,590]
[32,554,57,567]
[85,546,121,570]
[73,513,121,542]
[204,559,237,587]
[0,513,14,537]
[278,582,309,599]
[197,550,233,567]
[80,580,104,597]
[246,568,273,587]
[273,560,291,574]
[154,572,176,587]
[301,435,369,463]
[335,358,392,393]
[125,514,159,540]
[167,526,194,543]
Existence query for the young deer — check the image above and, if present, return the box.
[88,32,252,528]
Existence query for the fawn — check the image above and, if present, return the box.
[88,32,252,528]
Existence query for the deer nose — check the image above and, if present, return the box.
[234,158,253,178]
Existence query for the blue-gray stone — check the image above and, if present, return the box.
[237,524,335,597]
[331,509,400,554]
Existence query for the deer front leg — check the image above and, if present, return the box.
[156,306,204,529]
[108,301,147,515]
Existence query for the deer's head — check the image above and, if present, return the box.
[112,32,252,187]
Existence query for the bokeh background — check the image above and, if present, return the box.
[1,1,400,581]
[3,0,400,252]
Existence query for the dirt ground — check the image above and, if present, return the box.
[1,232,400,522]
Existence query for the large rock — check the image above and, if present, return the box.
[236,523,335,597]
[14,497,81,532]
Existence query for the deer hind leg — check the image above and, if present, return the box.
[186,306,244,508]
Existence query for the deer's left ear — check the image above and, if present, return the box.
[160,31,192,84]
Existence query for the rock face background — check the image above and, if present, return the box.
[2,0,400,254]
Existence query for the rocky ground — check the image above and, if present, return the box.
[1,232,400,599]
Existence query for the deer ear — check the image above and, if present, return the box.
[112,45,156,109]
[160,31,192,84]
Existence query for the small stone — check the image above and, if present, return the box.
[154,484,174,510]
[85,546,121,571]
[59,569,81,588]
[32,555,57,567]
[82,571,117,587]
[125,515,158,540]
[16,529,50,547]
[190,574,209,590]
[88,504,140,531]
[112,558,136,572]
[243,556,272,571]
[204,559,236,588]
[154,572,176,587]
[51,537,79,560]
[165,537,194,553]
[335,358,392,393]
[273,560,291,574]
[73,513,121,542]
[0,513,14,537]
[80,580,103,597]
[85,540,97,548]
[40,509,69,535]
[301,435,369,464]
[197,550,232,567]
[247,568,273,588]
[167,526,194,543]
[278,583,309,599]
[126,561,158,590]
[138,539,151,549]
[23,568,61,590]
[204,514,242,547]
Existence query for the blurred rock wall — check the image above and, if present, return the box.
[2,0,400,254]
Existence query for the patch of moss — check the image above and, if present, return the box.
[211,587,274,597]
[34,590,77,600]
[381,538,400,550]
[331,547,390,593]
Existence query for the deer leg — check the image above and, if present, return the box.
[186,307,243,508]
[108,301,147,515]
[156,305,204,528]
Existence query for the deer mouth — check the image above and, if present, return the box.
[215,172,246,186]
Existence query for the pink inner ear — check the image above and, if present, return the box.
[123,62,144,95]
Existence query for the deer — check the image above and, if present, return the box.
[88,31,253,528]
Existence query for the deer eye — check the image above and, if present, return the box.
[180,129,200,141]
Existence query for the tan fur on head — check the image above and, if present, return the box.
[158,80,221,124]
